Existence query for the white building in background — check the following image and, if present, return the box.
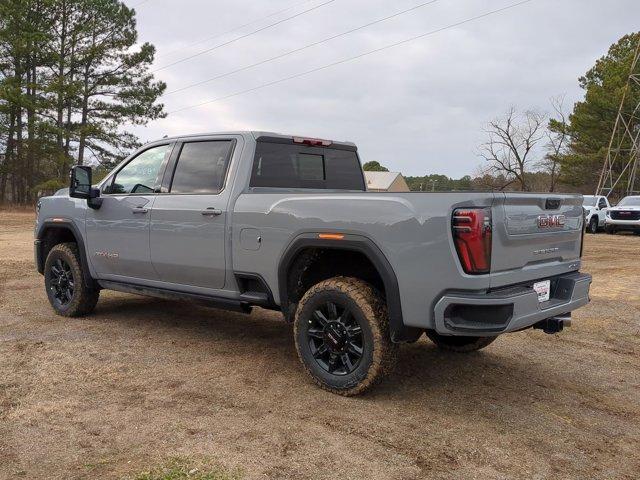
[364,171,410,192]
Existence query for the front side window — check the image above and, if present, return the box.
[106,144,170,194]
[598,198,607,209]
[250,142,364,190]
[170,141,233,194]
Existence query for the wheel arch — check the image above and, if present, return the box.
[36,220,95,288]
[277,233,418,343]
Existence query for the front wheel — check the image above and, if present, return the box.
[588,217,598,234]
[44,243,99,317]
[294,277,397,396]
[605,225,616,235]
[425,330,497,352]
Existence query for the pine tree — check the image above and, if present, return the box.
[554,32,640,192]
[0,0,165,203]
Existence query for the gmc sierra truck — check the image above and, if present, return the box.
[34,131,592,395]
[604,195,640,234]
[582,195,610,234]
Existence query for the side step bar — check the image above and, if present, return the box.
[98,280,252,313]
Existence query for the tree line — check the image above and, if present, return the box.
[0,0,165,204]
[365,33,640,196]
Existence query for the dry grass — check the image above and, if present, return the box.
[0,204,36,214]
[126,457,241,480]
[1,211,639,479]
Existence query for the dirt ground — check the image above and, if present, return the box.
[1,209,639,480]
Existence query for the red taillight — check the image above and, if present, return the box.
[292,136,332,146]
[452,207,492,274]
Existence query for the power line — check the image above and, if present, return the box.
[156,0,316,61]
[163,0,440,97]
[167,0,533,115]
[153,0,337,73]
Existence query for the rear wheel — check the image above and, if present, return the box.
[45,243,99,317]
[294,277,397,396]
[425,330,497,352]
[588,217,598,234]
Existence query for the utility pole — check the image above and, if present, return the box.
[596,37,640,199]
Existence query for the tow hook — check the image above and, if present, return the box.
[534,315,571,334]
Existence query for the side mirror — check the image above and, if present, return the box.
[70,165,92,198]
[69,165,102,209]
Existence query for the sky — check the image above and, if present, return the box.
[126,0,640,178]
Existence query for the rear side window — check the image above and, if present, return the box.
[250,142,365,190]
[170,140,233,194]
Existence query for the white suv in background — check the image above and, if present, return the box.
[583,195,610,234]
[605,196,640,235]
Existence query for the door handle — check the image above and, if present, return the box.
[201,207,223,216]
[132,206,148,214]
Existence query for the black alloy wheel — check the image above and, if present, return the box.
[48,257,75,308]
[294,277,397,396]
[44,242,100,317]
[307,300,364,376]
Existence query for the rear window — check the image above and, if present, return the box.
[250,142,365,190]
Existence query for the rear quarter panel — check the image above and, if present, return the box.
[232,192,496,329]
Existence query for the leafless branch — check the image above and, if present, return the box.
[479,107,546,191]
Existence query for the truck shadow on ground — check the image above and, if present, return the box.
[91,293,589,419]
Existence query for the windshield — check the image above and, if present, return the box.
[617,196,640,207]
[582,196,597,207]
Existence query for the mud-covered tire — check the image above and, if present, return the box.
[588,217,598,234]
[425,330,497,352]
[294,276,397,396]
[44,243,99,317]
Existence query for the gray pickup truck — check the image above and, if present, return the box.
[34,131,592,395]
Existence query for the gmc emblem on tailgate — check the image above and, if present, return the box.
[537,214,566,228]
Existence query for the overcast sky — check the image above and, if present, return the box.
[126,0,639,177]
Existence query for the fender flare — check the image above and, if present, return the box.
[277,233,418,342]
[36,220,95,289]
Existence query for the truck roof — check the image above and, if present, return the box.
[156,131,357,148]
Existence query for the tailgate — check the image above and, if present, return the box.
[490,193,584,288]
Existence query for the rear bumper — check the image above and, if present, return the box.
[433,272,591,336]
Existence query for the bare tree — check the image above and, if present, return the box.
[540,95,569,192]
[479,107,546,191]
